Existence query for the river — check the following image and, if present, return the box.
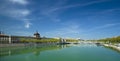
[0,43,120,61]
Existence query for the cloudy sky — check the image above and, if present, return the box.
[0,0,120,40]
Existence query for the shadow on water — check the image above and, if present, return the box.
[0,44,71,57]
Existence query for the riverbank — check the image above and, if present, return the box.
[0,43,58,48]
[103,44,120,51]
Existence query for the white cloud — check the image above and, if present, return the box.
[87,23,120,32]
[8,9,31,28]
[23,19,32,28]
[96,24,116,29]
[8,9,30,18]
[21,10,30,16]
[0,0,30,20]
[45,22,81,38]
[39,0,109,22]
[100,9,120,14]
[49,0,109,12]
[0,0,32,28]
[9,0,28,5]
[38,0,69,22]
[25,22,31,28]
[88,8,120,16]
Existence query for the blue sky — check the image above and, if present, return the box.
[0,0,120,40]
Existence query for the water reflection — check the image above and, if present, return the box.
[0,44,71,57]
[0,43,119,57]
[1,43,120,61]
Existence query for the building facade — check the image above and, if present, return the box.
[0,31,41,44]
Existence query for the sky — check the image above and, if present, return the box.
[0,0,120,40]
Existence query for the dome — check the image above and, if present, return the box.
[34,31,40,38]
[34,32,40,35]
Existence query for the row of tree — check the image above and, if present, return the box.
[98,36,120,43]
[20,38,59,43]
[20,38,79,43]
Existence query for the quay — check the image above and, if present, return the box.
[103,44,120,51]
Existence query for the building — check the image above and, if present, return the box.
[0,34,10,43]
[0,31,11,44]
[34,31,40,39]
[0,31,41,44]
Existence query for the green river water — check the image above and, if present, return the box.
[0,43,120,61]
